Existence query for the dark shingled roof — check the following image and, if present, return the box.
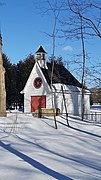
[41,62,82,88]
[36,46,47,54]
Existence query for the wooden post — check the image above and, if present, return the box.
[61,86,69,126]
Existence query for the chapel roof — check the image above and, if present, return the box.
[41,62,82,88]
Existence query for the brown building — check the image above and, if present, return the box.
[90,88,101,105]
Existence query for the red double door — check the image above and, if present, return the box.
[31,96,46,112]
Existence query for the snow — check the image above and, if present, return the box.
[0,112,101,180]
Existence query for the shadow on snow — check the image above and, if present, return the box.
[57,120,101,138]
[0,140,71,180]
[16,134,101,172]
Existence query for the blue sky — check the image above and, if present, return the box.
[0,0,101,69]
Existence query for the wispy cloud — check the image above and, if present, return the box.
[62,45,73,52]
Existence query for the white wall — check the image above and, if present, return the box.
[51,84,90,115]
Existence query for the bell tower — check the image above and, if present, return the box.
[0,32,6,116]
[35,46,48,69]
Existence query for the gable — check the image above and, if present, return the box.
[21,62,50,95]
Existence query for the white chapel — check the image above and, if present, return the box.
[21,46,90,116]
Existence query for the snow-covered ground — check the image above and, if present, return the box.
[0,112,101,180]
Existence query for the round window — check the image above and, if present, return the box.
[34,77,42,89]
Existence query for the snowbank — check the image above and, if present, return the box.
[0,112,101,180]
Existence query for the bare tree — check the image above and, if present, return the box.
[60,0,101,118]
[34,0,101,119]
[34,0,64,128]
[80,15,86,120]
[61,0,101,39]
[64,0,87,120]
[48,1,60,129]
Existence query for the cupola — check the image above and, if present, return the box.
[36,46,48,69]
